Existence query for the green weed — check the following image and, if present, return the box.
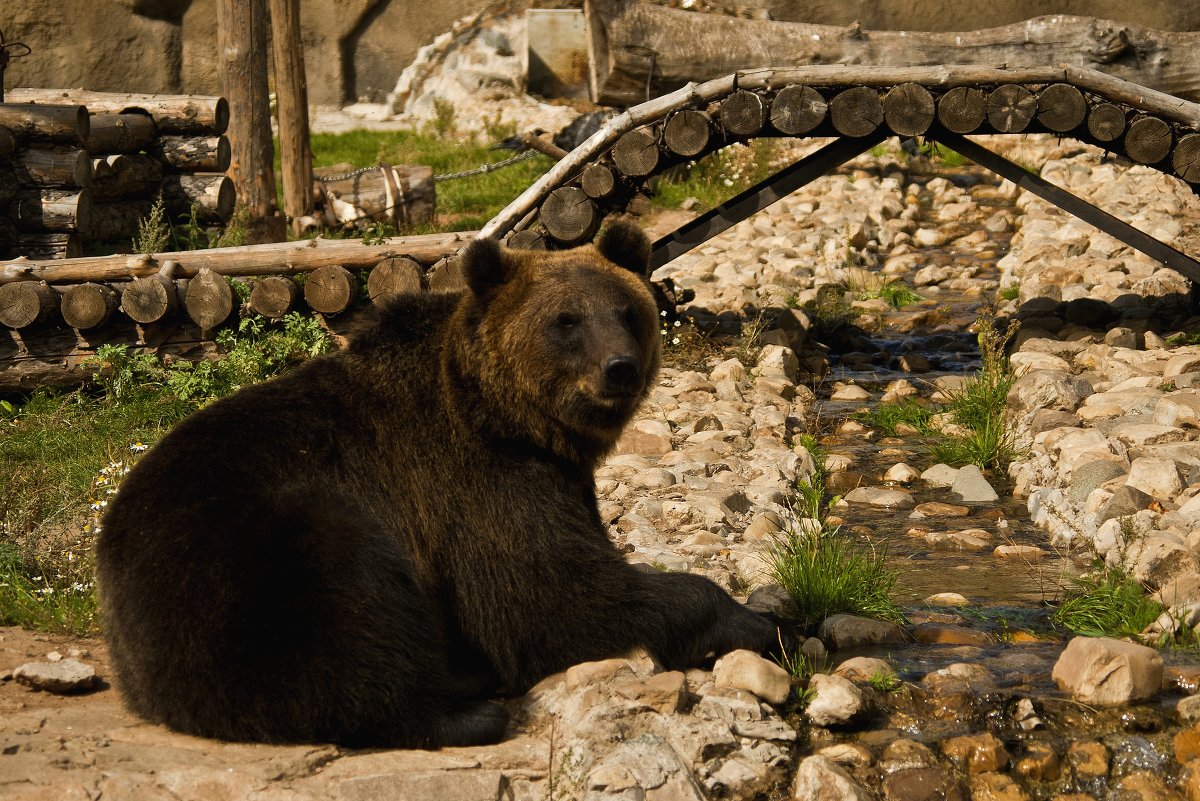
[651,140,791,212]
[0,543,98,635]
[868,670,902,693]
[1053,567,1163,639]
[872,281,922,309]
[998,282,1020,302]
[767,526,903,630]
[853,398,932,436]
[132,195,170,255]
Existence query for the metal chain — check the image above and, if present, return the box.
[314,149,539,185]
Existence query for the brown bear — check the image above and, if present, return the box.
[95,219,779,749]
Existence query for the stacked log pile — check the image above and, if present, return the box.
[0,231,466,392]
[0,90,235,259]
[522,67,1200,249]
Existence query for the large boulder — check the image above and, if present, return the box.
[1051,636,1163,705]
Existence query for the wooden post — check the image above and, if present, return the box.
[267,0,315,238]
[218,0,285,244]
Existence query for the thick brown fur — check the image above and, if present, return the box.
[95,220,779,748]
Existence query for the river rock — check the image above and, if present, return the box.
[1007,369,1093,414]
[884,463,921,483]
[921,464,961,487]
[951,465,1000,503]
[819,614,907,649]
[925,592,969,606]
[911,623,994,646]
[791,755,871,801]
[1126,456,1184,500]
[1069,460,1128,504]
[969,771,1029,801]
[617,420,674,457]
[712,649,791,705]
[882,767,964,801]
[12,659,97,693]
[941,732,1010,774]
[831,383,871,401]
[913,502,970,517]
[1051,636,1163,705]
[1097,485,1156,524]
[994,545,1047,560]
[805,673,866,726]
[586,734,705,801]
[843,487,915,509]
[834,656,897,684]
[756,345,800,383]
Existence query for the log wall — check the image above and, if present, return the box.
[0,90,234,261]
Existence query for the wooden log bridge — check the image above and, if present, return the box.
[480,64,1200,284]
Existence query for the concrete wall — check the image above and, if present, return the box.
[2,1,1197,107]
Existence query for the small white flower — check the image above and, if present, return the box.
[673,320,681,328]
[672,337,681,345]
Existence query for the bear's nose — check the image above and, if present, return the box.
[602,355,641,394]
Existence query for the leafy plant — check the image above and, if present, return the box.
[873,281,922,309]
[999,282,1021,302]
[1053,567,1163,639]
[766,526,903,630]
[0,542,98,634]
[853,399,933,437]
[133,195,171,255]
[868,670,902,693]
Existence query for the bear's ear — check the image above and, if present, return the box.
[595,219,651,277]
[462,236,516,296]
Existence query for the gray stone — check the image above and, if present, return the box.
[1069,460,1128,504]
[950,465,1000,504]
[834,656,897,684]
[586,734,704,801]
[921,464,961,488]
[805,673,866,727]
[12,659,97,694]
[338,770,508,801]
[843,487,915,509]
[1007,369,1093,414]
[791,755,871,801]
[712,649,791,705]
[1126,457,1184,501]
[756,345,800,384]
[1051,636,1163,706]
[1097,485,1156,524]
[818,614,907,649]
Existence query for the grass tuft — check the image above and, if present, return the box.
[1053,567,1163,639]
[854,398,933,436]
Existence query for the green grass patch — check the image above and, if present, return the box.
[998,282,1020,302]
[927,311,1019,471]
[853,398,933,437]
[872,281,922,309]
[0,315,334,634]
[308,130,555,233]
[1053,567,1163,639]
[651,139,791,212]
[766,527,903,631]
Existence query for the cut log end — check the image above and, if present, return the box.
[540,186,599,245]
[249,276,301,318]
[1087,103,1127,142]
[770,85,826,135]
[506,230,548,251]
[987,84,1037,133]
[581,163,617,200]
[367,256,425,301]
[0,281,60,329]
[1174,134,1200,184]
[611,127,660,178]
[61,283,119,330]
[663,110,711,157]
[1125,116,1173,165]
[719,90,768,138]
[121,273,179,324]
[184,267,235,330]
[883,83,935,137]
[305,265,358,314]
[937,86,987,134]
[1037,83,1087,133]
[830,87,884,137]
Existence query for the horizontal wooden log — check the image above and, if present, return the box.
[13,189,93,234]
[86,113,158,154]
[0,104,89,146]
[987,84,1037,133]
[61,282,119,329]
[184,267,234,330]
[584,0,1200,107]
[316,165,434,228]
[249,276,300,318]
[0,166,18,208]
[367,256,424,301]
[769,84,826,135]
[304,264,357,314]
[0,281,59,329]
[13,147,93,188]
[90,201,154,242]
[662,110,711,157]
[148,135,232,173]
[6,89,229,135]
[0,230,471,285]
[506,230,547,250]
[92,155,164,201]
[581,163,618,199]
[13,234,82,261]
[161,173,235,223]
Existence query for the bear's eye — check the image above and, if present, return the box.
[555,312,581,329]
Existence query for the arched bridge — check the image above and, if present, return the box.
[481,64,1200,281]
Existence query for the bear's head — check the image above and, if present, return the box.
[451,219,661,463]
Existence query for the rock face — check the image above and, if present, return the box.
[1051,637,1164,705]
